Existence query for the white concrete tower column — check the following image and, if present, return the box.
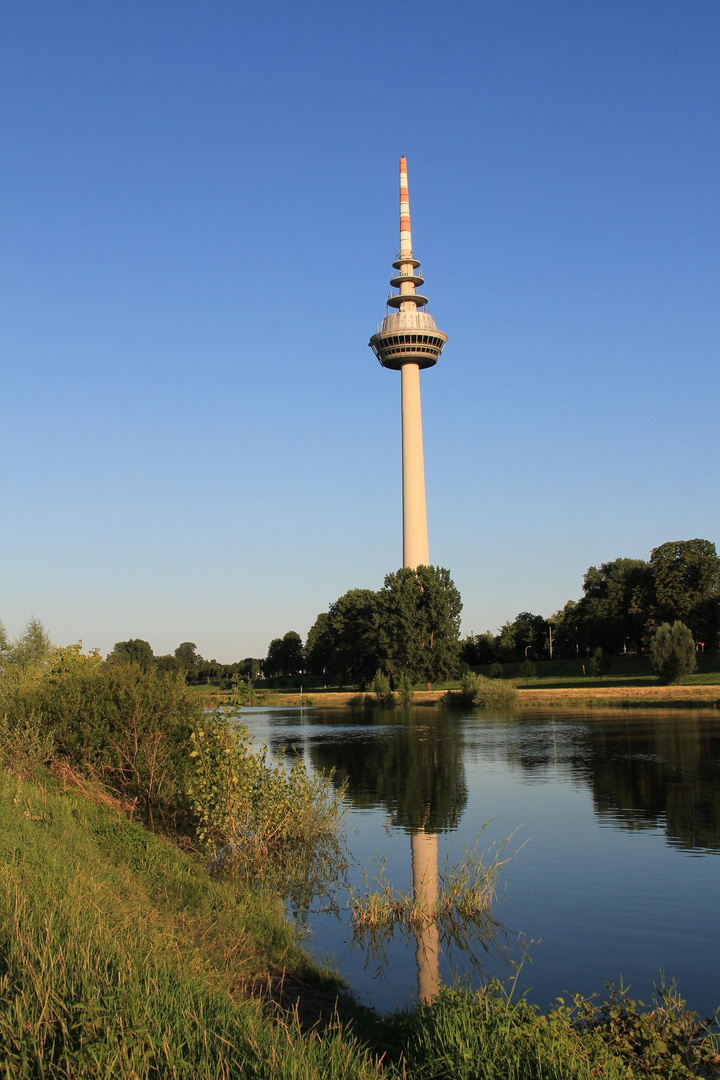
[369,157,447,570]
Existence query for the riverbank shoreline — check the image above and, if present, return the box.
[210,684,720,710]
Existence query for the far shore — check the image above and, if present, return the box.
[202,683,720,710]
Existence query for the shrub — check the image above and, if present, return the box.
[489,662,503,679]
[187,712,346,908]
[0,711,55,779]
[650,621,697,684]
[396,671,414,705]
[0,645,199,825]
[444,672,519,710]
[519,659,537,682]
[589,646,611,678]
[372,670,395,706]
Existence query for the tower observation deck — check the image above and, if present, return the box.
[369,157,447,569]
[369,157,447,371]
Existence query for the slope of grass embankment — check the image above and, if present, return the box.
[0,766,384,1078]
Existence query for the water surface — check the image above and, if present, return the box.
[243,706,720,1016]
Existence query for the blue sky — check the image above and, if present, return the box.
[2,0,718,662]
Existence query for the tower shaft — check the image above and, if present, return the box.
[401,362,429,568]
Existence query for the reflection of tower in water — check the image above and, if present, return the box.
[309,718,467,1006]
[411,829,440,1003]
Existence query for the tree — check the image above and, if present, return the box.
[107,638,155,671]
[549,601,582,659]
[519,658,537,682]
[577,558,654,654]
[380,566,462,689]
[459,632,496,666]
[649,621,697,684]
[264,631,304,678]
[5,617,53,670]
[511,612,548,659]
[588,646,611,678]
[155,654,181,675]
[174,642,201,681]
[326,590,382,687]
[495,621,516,662]
[304,613,336,681]
[650,540,720,647]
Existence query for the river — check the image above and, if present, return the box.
[242,705,720,1018]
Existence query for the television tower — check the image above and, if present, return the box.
[369,157,447,569]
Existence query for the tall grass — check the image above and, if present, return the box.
[0,771,380,1079]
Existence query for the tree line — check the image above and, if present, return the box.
[4,537,715,691]
[461,538,719,667]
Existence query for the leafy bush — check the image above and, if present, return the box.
[396,671,414,705]
[489,662,503,679]
[187,711,347,908]
[444,672,519,710]
[0,645,199,824]
[650,621,697,684]
[372,670,395,706]
[589,646,612,677]
[519,659,537,681]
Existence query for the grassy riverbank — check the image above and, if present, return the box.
[2,652,719,1077]
[193,654,720,710]
[2,767,718,1079]
[196,683,720,710]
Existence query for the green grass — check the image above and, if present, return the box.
[0,769,380,1079]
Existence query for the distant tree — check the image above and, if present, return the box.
[577,558,654,654]
[326,590,382,687]
[496,621,516,662]
[519,658,537,682]
[550,601,582,660]
[305,613,336,680]
[174,642,201,681]
[264,631,304,678]
[380,566,462,689]
[649,621,697,684]
[650,540,720,647]
[459,631,496,666]
[107,638,155,671]
[263,639,283,678]
[240,658,262,679]
[155,654,181,675]
[511,612,549,659]
[6,618,53,670]
[588,646,611,678]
